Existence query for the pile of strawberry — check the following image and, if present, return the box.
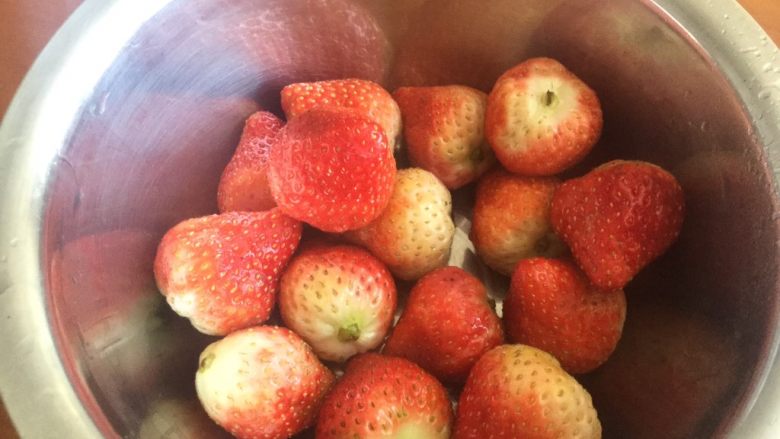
[154,57,685,439]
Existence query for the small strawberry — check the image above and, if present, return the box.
[454,344,601,439]
[550,159,685,289]
[217,111,283,213]
[195,326,335,439]
[281,78,402,149]
[316,353,453,439]
[383,266,504,384]
[485,57,603,176]
[267,109,396,233]
[393,85,495,189]
[279,244,397,362]
[504,257,626,374]
[470,168,566,276]
[153,209,301,335]
[345,168,454,280]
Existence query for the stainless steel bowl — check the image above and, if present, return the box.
[1,0,779,437]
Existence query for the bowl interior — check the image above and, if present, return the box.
[42,0,779,437]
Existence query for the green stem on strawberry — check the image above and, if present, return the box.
[338,322,361,342]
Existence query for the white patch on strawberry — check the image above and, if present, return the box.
[280,245,396,363]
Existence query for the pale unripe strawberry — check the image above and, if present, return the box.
[346,168,455,281]
[195,326,334,439]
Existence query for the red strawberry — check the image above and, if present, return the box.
[217,111,283,213]
[383,266,503,384]
[267,109,396,233]
[470,168,566,276]
[316,353,453,438]
[195,326,334,439]
[345,168,454,280]
[454,344,601,439]
[281,78,401,149]
[485,57,603,176]
[153,209,301,335]
[279,244,397,362]
[393,85,495,189]
[504,257,626,374]
[550,160,685,289]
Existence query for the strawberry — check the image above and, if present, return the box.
[153,209,301,335]
[279,244,397,362]
[195,326,334,439]
[550,159,685,289]
[470,168,566,276]
[383,266,503,384]
[504,257,626,374]
[217,111,283,213]
[316,353,453,438]
[485,57,603,176]
[454,344,601,439]
[281,78,401,149]
[393,85,495,189]
[345,168,454,280]
[267,109,396,233]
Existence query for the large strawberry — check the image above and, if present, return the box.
[195,326,334,439]
[345,168,454,280]
[279,244,397,362]
[153,209,301,335]
[551,159,685,289]
[454,344,601,439]
[316,353,453,438]
[217,111,283,213]
[393,85,495,189]
[470,168,566,276]
[504,257,626,374]
[267,109,396,233]
[485,57,603,176]
[281,78,401,149]
[384,266,503,384]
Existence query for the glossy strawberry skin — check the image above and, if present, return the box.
[195,326,334,439]
[153,209,301,335]
[485,57,602,176]
[394,85,495,189]
[551,160,685,289]
[316,353,453,439]
[454,344,601,439]
[384,266,503,384]
[217,111,283,213]
[470,168,565,276]
[505,257,626,374]
[267,109,396,233]
[281,78,401,148]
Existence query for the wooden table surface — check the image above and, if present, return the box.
[0,0,778,437]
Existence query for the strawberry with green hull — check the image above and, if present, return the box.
[454,344,602,439]
[279,244,397,363]
[485,57,603,176]
[505,257,626,374]
[470,168,565,276]
[316,353,453,439]
[393,85,495,189]
[217,111,283,213]
[195,326,334,439]
[550,159,685,289]
[281,78,402,150]
[384,266,503,384]
[153,209,301,336]
[345,168,454,281]
[267,109,396,233]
